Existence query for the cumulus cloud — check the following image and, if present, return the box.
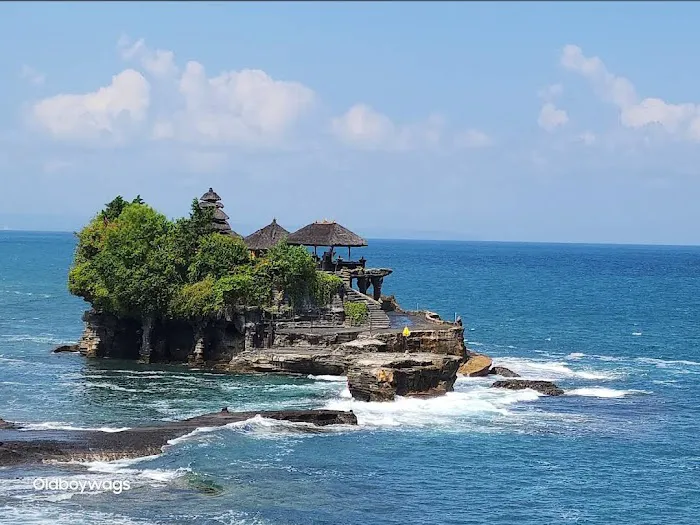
[538,102,569,132]
[331,104,457,151]
[162,61,316,146]
[31,69,150,142]
[117,35,177,77]
[561,44,700,141]
[30,37,315,147]
[20,65,45,86]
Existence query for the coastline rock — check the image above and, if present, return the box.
[489,366,520,378]
[0,409,357,466]
[347,353,461,402]
[491,379,564,396]
[53,344,80,353]
[458,353,492,377]
[227,348,348,376]
[0,418,16,429]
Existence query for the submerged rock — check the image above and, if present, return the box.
[347,353,461,402]
[458,353,492,377]
[0,418,15,429]
[0,409,357,466]
[491,379,564,396]
[489,366,521,378]
[53,344,80,353]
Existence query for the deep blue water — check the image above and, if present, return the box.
[1,231,700,524]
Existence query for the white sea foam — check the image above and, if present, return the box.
[493,357,618,381]
[565,387,647,398]
[83,456,190,483]
[308,374,347,382]
[21,422,130,432]
[567,352,586,359]
[636,357,700,368]
[0,505,158,525]
[87,382,156,393]
[632,332,643,336]
[323,382,542,429]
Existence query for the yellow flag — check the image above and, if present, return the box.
[402,326,411,337]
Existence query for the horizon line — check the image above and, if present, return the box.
[2,228,700,249]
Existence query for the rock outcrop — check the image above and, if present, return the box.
[347,353,462,402]
[458,353,492,377]
[227,348,348,376]
[491,379,564,396]
[0,418,15,429]
[489,366,520,378]
[0,409,357,466]
[53,344,79,353]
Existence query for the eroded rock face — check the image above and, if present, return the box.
[491,379,564,396]
[347,353,462,402]
[489,366,521,378]
[458,353,492,377]
[227,348,348,376]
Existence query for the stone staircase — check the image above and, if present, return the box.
[344,286,390,330]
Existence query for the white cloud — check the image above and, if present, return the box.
[331,104,448,151]
[538,102,569,132]
[31,69,150,142]
[117,35,177,77]
[454,129,492,149]
[20,65,45,86]
[165,61,316,146]
[561,44,700,141]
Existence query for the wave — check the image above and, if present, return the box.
[632,332,643,336]
[86,382,156,393]
[323,383,542,429]
[167,415,353,446]
[308,374,347,382]
[20,422,130,432]
[636,357,700,368]
[565,387,649,398]
[493,357,618,380]
[1,334,75,345]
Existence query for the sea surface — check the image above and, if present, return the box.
[1,231,700,524]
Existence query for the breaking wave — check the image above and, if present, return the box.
[20,422,130,432]
[565,387,649,398]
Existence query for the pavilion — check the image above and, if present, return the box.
[244,218,290,255]
[287,220,368,272]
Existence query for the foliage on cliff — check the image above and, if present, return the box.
[344,302,369,326]
[69,196,343,326]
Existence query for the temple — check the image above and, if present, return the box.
[199,188,242,238]
[76,188,469,402]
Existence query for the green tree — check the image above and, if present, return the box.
[188,233,251,282]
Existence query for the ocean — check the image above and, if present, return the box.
[1,231,699,524]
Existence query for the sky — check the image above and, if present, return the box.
[1,1,700,244]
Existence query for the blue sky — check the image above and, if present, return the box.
[2,2,700,244]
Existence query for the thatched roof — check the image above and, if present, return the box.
[200,187,221,202]
[244,219,289,251]
[198,201,223,209]
[287,220,367,248]
[211,221,242,239]
[212,208,229,221]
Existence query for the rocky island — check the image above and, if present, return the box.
[57,188,563,402]
[59,188,479,401]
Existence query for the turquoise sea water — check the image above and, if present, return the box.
[1,231,700,524]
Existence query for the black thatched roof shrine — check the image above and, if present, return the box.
[244,219,289,251]
[287,220,367,248]
[198,187,241,239]
[200,188,221,202]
